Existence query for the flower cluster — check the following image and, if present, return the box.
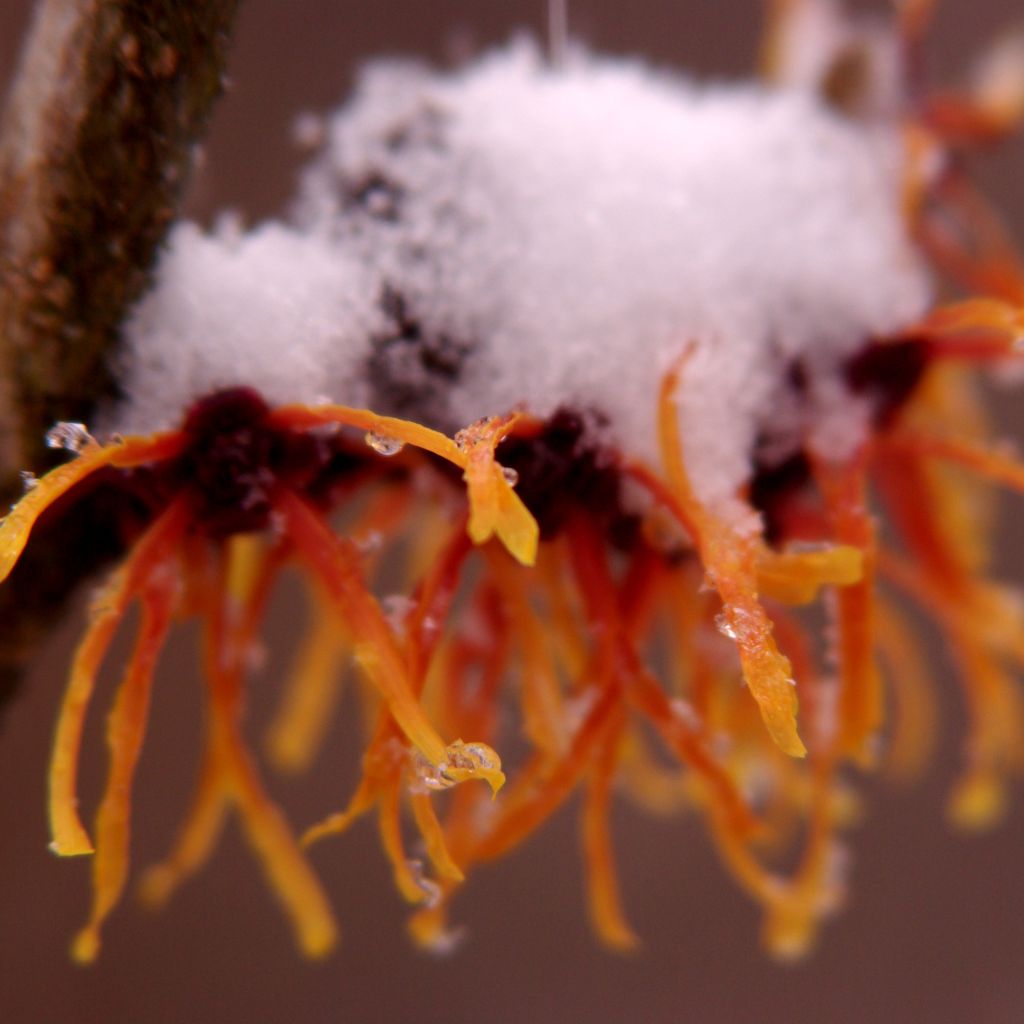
[2,0,1024,962]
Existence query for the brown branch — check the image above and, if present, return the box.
[0,0,240,481]
[0,0,241,706]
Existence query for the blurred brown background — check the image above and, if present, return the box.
[1,2,1024,1022]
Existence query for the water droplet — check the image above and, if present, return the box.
[365,431,405,456]
[500,465,519,487]
[458,743,495,770]
[715,607,761,644]
[19,471,38,492]
[669,698,700,730]
[422,923,467,957]
[382,593,415,633]
[45,421,94,454]
[412,753,450,792]
[714,613,738,640]
[562,689,598,732]
[784,540,832,554]
[405,859,442,908]
[817,840,850,915]
[454,418,487,452]
[355,529,383,555]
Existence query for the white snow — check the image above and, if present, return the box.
[113,220,384,431]
[114,38,930,513]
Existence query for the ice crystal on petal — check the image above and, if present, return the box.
[45,422,95,454]
[365,432,406,456]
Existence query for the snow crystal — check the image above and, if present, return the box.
[114,38,930,511]
[114,220,383,434]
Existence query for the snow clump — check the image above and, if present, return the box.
[115,38,930,511]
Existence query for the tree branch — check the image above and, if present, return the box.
[0,0,241,704]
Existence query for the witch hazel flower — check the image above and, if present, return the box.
[4,0,1024,960]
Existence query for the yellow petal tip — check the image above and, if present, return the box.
[48,837,95,857]
[70,929,100,965]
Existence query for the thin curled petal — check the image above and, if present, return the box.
[409,793,464,884]
[815,454,882,761]
[916,297,1024,345]
[581,713,639,951]
[49,499,191,857]
[277,488,504,793]
[475,683,620,862]
[459,414,539,565]
[224,734,339,956]
[49,594,124,858]
[875,597,939,782]
[269,404,538,565]
[71,565,178,963]
[202,541,339,958]
[756,544,864,605]
[656,359,805,757]
[265,589,348,773]
[277,488,450,766]
[0,432,184,585]
[137,747,230,909]
[267,488,411,772]
[882,429,1024,492]
[302,777,378,849]
[486,552,567,754]
[377,779,429,904]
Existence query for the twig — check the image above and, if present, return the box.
[0,0,241,706]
